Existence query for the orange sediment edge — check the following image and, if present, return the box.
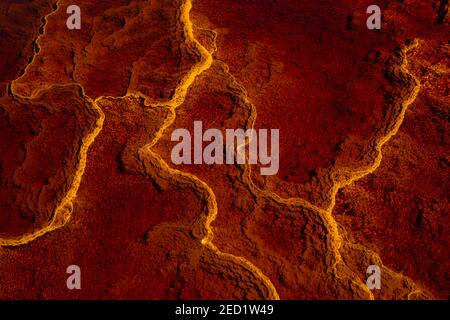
[0,86,105,247]
[324,40,427,299]
[323,40,425,299]
[9,1,61,99]
[218,59,376,299]
[238,39,424,298]
[139,0,280,300]
[2,0,422,299]
[1,0,280,300]
[1,0,107,246]
[147,17,424,299]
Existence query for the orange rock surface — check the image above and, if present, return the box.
[0,0,448,299]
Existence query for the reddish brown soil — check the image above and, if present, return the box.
[0,85,98,238]
[0,0,448,299]
[0,1,54,96]
[335,39,450,299]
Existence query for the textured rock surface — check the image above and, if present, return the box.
[0,85,100,239]
[0,0,448,299]
[0,0,54,96]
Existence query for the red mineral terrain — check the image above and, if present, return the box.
[0,0,448,300]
